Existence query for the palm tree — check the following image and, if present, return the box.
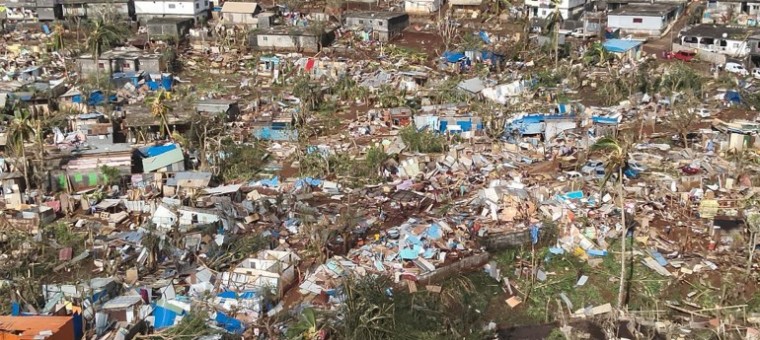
[6,107,35,189]
[591,135,632,309]
[149,90,172,139]
[84,19,124,82]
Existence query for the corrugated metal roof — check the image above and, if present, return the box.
[102,295,143,309]
[221,2,259,13]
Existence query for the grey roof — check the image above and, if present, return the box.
[102,295,143,309]
[681,24,759,40]
[344,11,408,20]
[608,3,679,16]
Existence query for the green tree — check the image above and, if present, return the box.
[100,165,121,186]
[85,19,125,81]
[591,134,633,309]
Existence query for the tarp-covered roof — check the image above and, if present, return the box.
[603,39,642,53]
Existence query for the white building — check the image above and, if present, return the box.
[404,0,442,14]
[134,0,210,24]
[606,3,681,37]
[525,0,586,20]
[679,24,753,57]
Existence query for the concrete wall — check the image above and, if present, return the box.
[404,0,441,14]
[673,42,727,64]
[253,33,321,52]
[135,0,207,16]
[608,14,666,36]
[222,12,258,25]
[344,14,409,41]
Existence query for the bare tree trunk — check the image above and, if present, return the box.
[617,167,627,309]
[749,232,757,273]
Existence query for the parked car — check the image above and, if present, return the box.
[725,62,749,76]
[664,50,696,62]
[753,68,760,80]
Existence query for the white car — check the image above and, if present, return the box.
[725,62,749,76]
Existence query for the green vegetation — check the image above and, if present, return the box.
[218,141,268,182]
[299,146,389,186]
[302,274,497,340]
[46,222,86,253]
[399,125,447,154]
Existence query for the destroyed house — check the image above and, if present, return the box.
[525,0,585,20]
[196,99,240,119]
[504,112,578,138]
[343,11,410,42]
[76,47,167,75]
[252,112,298,141]
[61,0,134,20]
[146,17,194,38]
[371,107,413,126]
[134,0,210,24]
[101,295,146,325]
[679,24,757,57]
[220,1,262,25]
[748,34,760,66]
[219,250,300,297]
[164,171,212,196]
[250,26,334,52]
[0,316,76,340]
[3,0,61,21]
[404,0,442,14]
[606,3,682,37]
[413,114,484,133]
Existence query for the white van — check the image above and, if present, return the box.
[725,62,749,76]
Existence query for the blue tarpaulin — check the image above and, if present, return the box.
[255,176,279,187]
[442,51,467,63]
[295,177,322,188]
[479,31,492,44]
[215,312,245,334]
[725,91,741,104]
[153,305,179,329]
[143,144,178,157]
[426,224,443,239]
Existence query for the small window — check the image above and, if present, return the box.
[204,0,208,6]
[262,36,268,41]
[358,20,364,24]
[98,62,105,69]
[379,21,384,26]
[122,63,131,69]
[632,18,643,23]
[195,3,199,8]
[168,3,176,8]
